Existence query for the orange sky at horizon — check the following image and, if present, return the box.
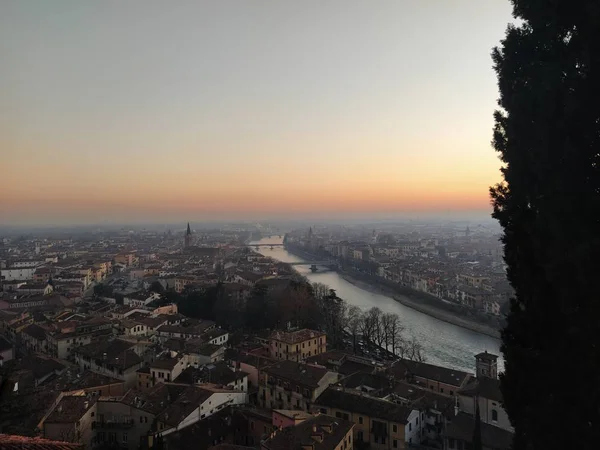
[0,1,512,224]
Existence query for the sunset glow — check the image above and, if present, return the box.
[0,1,513,224]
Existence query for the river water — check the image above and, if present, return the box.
[251,237,503,373]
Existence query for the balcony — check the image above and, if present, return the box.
[93,419,134,430]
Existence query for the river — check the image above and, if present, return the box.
[250,236,503,373]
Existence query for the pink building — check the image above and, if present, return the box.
[272,410,312,429]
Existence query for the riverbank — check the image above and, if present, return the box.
[340,274,501,339]
[283,243,501,340]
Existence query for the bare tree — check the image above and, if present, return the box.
[367,307,384,348]
[387,314,405,357]
[311,282,330,301]
[381,313,395,351]
[396,335,425,363]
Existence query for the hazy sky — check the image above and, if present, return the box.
[1,1,514,225]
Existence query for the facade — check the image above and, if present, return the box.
[259,360,338,412]
[268,329,327,362]
[150,354,186,385]
[42,395,97,448]
[314,388,411,449]
[73,339,144,388]
[261,414,354,450]
[1,265,41,281]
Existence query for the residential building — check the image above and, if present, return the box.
[314,387,412,449]
[73,339,143,388]
[42,395,97,448]
[268,329,326,362]
[389,359,472,396]
[150,354,187,385]
[443,412,513,450]
[261,414,354,450]
[259,360,338,412]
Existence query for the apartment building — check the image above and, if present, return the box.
[268,329,326,362]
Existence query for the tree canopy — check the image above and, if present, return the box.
[491,1,600,448]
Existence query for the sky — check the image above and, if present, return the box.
[0,1,514,225]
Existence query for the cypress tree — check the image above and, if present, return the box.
[472,401,483,450]
[491,1,600,448]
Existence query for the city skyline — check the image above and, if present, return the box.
[1,1,514,225]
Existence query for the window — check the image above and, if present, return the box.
[122,433,128,443]
[264,425,267,433]
[140,416,143,423]
[393,439,398,448]
[440,388,444,393]
[392,424,397,433]
[492,409,498,422]
[296,386,300,393]
[450,390,454,396]
[416,417,419,424]
[336,412,342,419]
[357,431,364,442]
[448,438,455,449]
[409,423,412,431]
[358,416,363,424]
[91,412,95,417]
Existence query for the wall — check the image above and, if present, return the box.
[1,267,37,280]
[161,391,247,436]
[316,406,406,450]
[239,362,259,387]
[458,394,512,432]
[404,409,424,446]
[96,400,154,450]
[272,411,300,429]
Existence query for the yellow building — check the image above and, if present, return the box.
[314,387,412,449]
[269,329,326,362]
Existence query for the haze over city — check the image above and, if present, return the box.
[1,0,513,225]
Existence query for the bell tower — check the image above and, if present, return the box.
[184,222,192,248]
[475,351,498,379]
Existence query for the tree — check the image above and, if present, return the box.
[346,306,363,353]
[473,401,482,450]
[93,283,113,298]
[396,335,425,363]
[490,2,600,449]
[149,280,164,293]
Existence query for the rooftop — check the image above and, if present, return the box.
[45,395,96,424]
[262,414,354,450]
[389,359,472,387]
[264,361,328,388]
[0,434,83,450]
[444,412,513,450]
[269,329,326,345]
[315,387,411,424]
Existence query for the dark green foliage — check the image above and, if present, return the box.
[491,1,600,448]
[472,402,482,450]
[93,283,113,297]
[114,293,124,305]
[149,280,164,293]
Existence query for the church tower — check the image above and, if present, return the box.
[184,222,192,248]
[475,351,498,379]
